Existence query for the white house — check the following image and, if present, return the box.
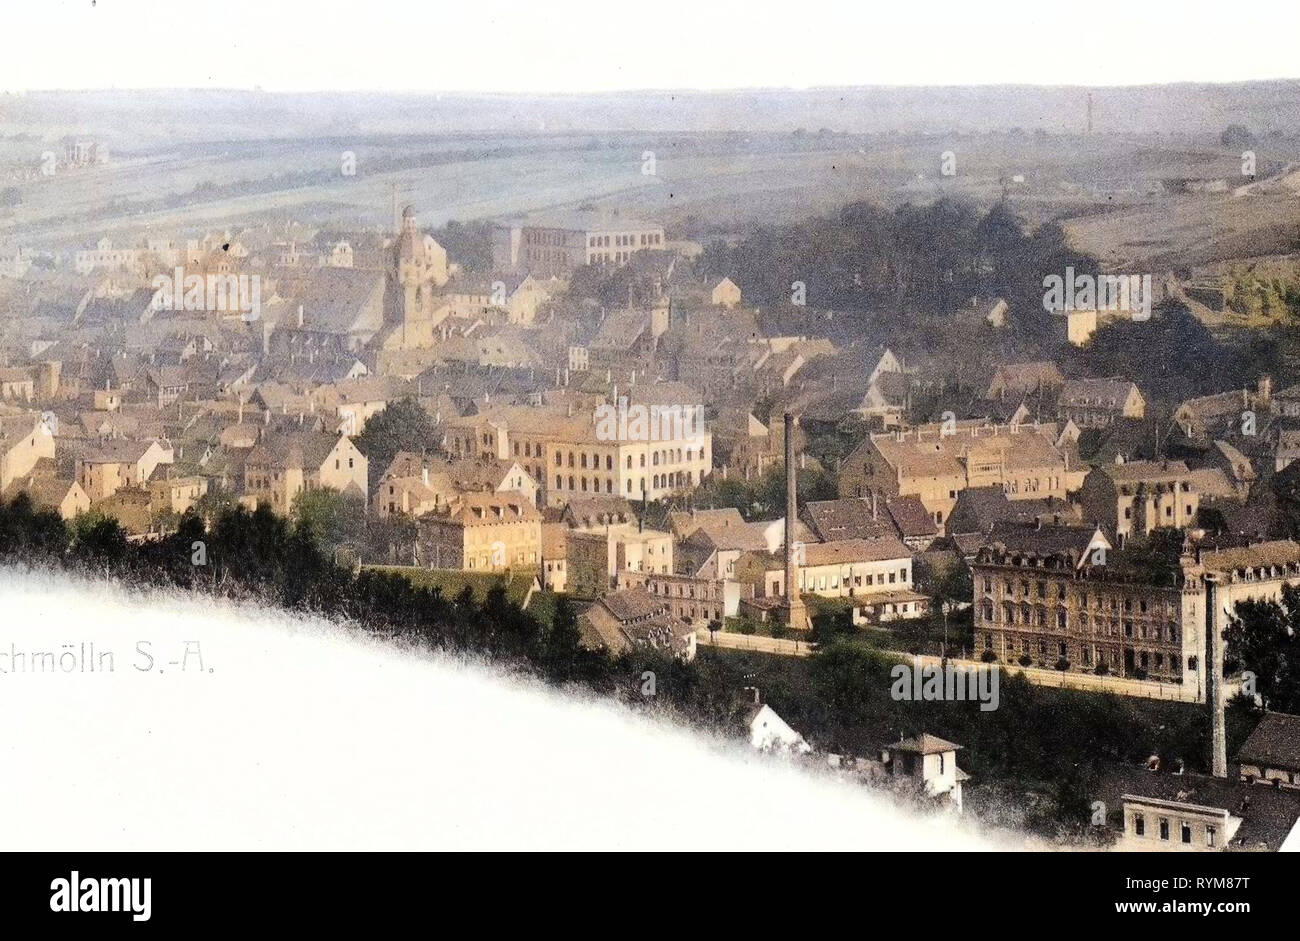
[746,696,811,755]
[886,733,967,812]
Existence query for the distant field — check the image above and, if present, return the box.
[1064,189,1300,271]
[2,95,1298,272]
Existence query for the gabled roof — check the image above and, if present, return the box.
[1058,378,1141,409]
[439,491,540,526]
[885,495,939,538]
[82,437,163,464]
[1238,713,1300,773]
[803,497,895,542]
[890,733,961,755]
[246,432,342,471]
[288,267,383,335]
[668,506,746,539]
[589,309,649,351]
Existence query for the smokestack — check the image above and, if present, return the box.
[782,412,808,631]
[1205,573,1227,778]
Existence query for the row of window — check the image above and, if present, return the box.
[1131,813,1216,847]
[551,471,697,494]
[586,232,662,248]
[980,602,1181,642]
[466,551,537,569]
[983,576,1178,615]
[981,633,1194,672]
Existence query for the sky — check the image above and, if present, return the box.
[6,0,1300,94]
[0,567,1014,851]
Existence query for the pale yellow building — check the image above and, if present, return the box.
[78,438,173,502]
[0,414,56,494]
[418,491,541,572]
[1078,459,1198,545]
[566,524,674,599]
[839,420,1084,533]
[446,392,711,508]
[710,277,742,309]
[243,433,368,513]
[149,474,209,516]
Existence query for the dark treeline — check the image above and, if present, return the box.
[0,493,724,719]
[699,199,1090,340]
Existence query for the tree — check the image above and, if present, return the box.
[543,595,583,681]
[1220,124,1255,149]
[1224,585,1300,711]
[291,487,367,559]
[69,512,130,571]
[353,397,443,494]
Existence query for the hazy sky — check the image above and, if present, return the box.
[7,0,1300,93]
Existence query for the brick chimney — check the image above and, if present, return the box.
[1205,573,1227,778]
[781,412,808,631]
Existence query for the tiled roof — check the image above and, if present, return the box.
[1238,713,1300,773]
[891,733,962,755]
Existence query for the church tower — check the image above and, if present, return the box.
[388,205,450,348]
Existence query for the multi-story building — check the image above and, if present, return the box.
[418,491,541,572]
[78,438,173,502]
[1056,378,1146,429]
[1078,459,1198,545]
[735,535,923,619]
[75,237,144,275]
[565,524,674,598]
[148,474,208,516]
[492,214,665,276]
[839,420,1084,533]
[242,432,367,513]
[971,521,1300,697]
[645,572,741,626]
[0,414,56,493]
[445,394,711,507]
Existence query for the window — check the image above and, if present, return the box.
[1206,825,1216,847]
[1181,823,1192,844]
[1134,815,1145,836]
[1159,818,1169,841]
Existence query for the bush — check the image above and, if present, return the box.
[980,649,997,663]
[1094,662,1110,676]
[1055,658,1070,671]
[737,620,757,636]
[1132,667,1149,681]
[1018,654,1033,667]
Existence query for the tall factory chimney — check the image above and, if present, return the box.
[782,412,808,631]
[1205,573,1227,778]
